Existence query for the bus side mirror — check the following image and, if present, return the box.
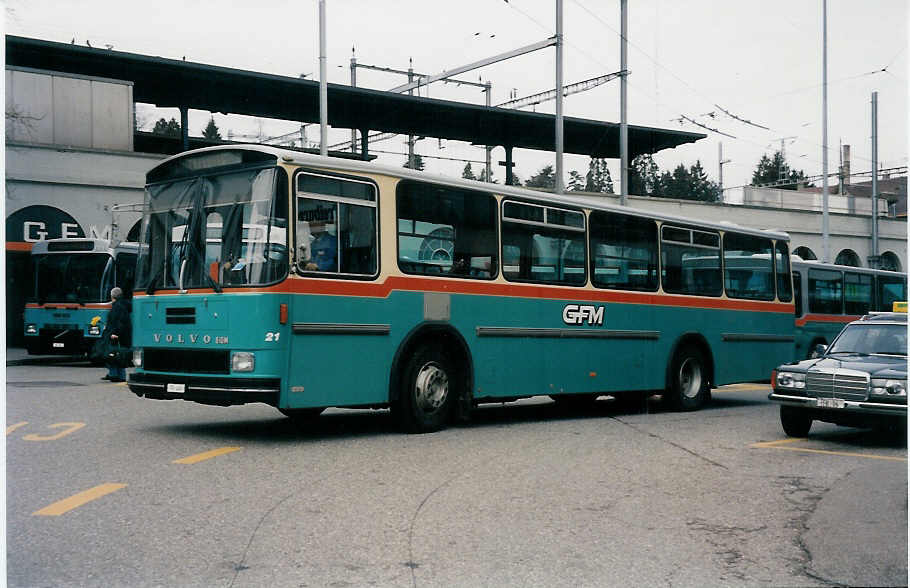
[811,343,827,358]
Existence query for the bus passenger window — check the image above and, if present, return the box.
[876,274,907,311]
[589,211,658,291]
[396,181,497,279]
[843,272,872,315]
[792,272,802,316]
[775,242,792,302]
[722,233,774,301]
[296,172,377,277]
[808,268,842,314]
[501,201,585,286]
[661,225,721,296]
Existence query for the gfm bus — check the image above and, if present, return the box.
[24,238,138,357]
[791,259,907,359]
[127,146,796,432]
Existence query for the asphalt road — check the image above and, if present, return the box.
[6,360,908,587]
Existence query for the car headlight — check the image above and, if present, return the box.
[25,324,37,335]
[231,352,255,372]
[88,325,101,336]
[776,371,806,389]
[871,378,907,397]
[132,348,143,368]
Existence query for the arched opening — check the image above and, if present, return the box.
[793,246,816,261]
[835,249,861,267]
[126,220,142,242]
[880,251,901,272]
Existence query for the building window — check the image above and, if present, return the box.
[793,246,816,261]
[880,251,901,272]
[834,249,861,267]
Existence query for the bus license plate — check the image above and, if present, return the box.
[52,342,65,348]
[166,383,186,394]
[817,397,845,409]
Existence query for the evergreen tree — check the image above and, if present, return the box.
[655,160,720,202]
[462,163,477,180]
[585,158,614,193]
[567,170,586,192]
[152,117,181,137]
[404,154,425,171]
[477,168,497,183]
[202,117,222,141]
[525,165,556,189]
[627,154,660,196]
[751,151,808,190]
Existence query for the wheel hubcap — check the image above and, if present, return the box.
[414,361,449,413]
[678,357,702,399]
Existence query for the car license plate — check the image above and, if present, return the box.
[166,383,186,394]
[52,342,64,348]
[817,397,845,409]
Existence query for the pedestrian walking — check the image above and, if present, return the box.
[102,287,131,382]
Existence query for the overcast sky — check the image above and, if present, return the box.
[6,1,908,201]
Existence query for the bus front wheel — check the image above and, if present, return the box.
[780,406,812,437]
[394,345,456,433]
[664,346,710,411]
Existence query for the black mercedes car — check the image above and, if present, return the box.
[769,311,907,436]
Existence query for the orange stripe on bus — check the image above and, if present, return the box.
[135,276,794,314]
[795,314,859,327]
[6,242,33,252]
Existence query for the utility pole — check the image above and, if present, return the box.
[555,0,565,194]
[485,81,492,182]
[318,0,328,157]
[821,0,830,262]
[350,48,357,154]
[407,59,415,169]
[870,91,880,269]
[620,0,628,205]
[718,142,731,202]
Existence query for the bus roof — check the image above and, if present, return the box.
[148,144,791,242]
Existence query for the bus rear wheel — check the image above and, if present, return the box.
[780,406,812,437]
[394,345,456,433]
[664,345,710,411]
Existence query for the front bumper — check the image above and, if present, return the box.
[128,372,280,407]
[769,392,907,417]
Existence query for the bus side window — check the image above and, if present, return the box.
[844,272,872,315]
[661,226,722,297]
[589,211,658,292]
[501,201,585,286]
[774,242,792,302]
[808,268,842,314]
[792,271,802,316]
[722,233,774,301]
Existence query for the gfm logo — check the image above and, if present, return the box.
[562,304,605,326]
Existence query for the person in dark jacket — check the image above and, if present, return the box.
[102,287,132,382]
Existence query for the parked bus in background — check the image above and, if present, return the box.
[128,146,796,432]
[24,238,138,358]
[790,259,907,360]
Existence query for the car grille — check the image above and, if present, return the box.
[806,371,869,401]
[143,349,230,374]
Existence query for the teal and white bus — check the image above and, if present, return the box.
[128,146,796,432]
[25,238,138,357]
[791,259,907,359]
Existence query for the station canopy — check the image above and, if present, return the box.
[6,35,704,158]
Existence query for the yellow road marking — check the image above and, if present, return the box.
[23,422,86,441]
[6,422,28,435]
[720,383,771,391]
[33,483,127,516]
[173,446,242,464]
[752,438,907,462]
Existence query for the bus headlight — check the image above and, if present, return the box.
[231,352,255,372]
[88,325,101,336]
[25,324,37,335]
[871,379,907,397]
[132,349,143,368]
[776,371,806,389]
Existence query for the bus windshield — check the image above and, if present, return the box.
[33,253,113,303]
[136,166,288,290]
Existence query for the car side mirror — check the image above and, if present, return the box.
[811,343,828,358]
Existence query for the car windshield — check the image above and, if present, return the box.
[827,323,907,356]
[135,166,288,290]
[33,253,113,303]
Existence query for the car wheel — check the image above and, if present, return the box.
[780,405,812,437]
[393,345,456,433]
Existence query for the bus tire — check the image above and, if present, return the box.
[780,405,812,437]
[394,345,456,433]
[664,345,710,411]
[278,407,325,422]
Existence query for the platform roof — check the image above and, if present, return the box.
[6,35,704,158]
